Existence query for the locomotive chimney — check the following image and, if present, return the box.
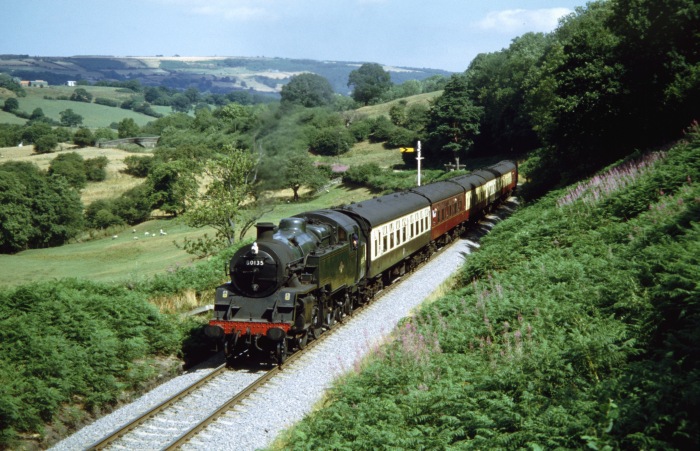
[256,222,275,240]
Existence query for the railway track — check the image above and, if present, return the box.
[83,199,517,450]
[87,239,451,450]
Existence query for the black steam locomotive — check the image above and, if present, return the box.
[204,161,518,364]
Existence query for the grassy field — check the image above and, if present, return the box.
[1,85,169,128]
[0,144,146,204]
[355,91,441,118]
[0,180,373,288]
[0,133,399,288]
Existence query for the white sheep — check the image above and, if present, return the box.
[160,229,167,236]
[112,235,118,240]
[144,231,150,236]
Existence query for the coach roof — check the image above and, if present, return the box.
[334,191,429,228]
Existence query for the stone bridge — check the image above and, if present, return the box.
[98,136,159,149]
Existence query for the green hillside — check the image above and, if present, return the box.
[275,131,700,450]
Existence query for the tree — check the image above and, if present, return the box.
[309,126,355,156]
[48,152,87,189]
[147,160,198,216]
[0,161,83,253]
[283,154,329,202]
[281,73,335,108]
[181,145,258,253]
[84,156,109,182]
[466,32,548,155]
[59,109,83,127]
[170,94,192,113]
[110,183,153,224]
[29,108,45,121]
[347,63,393,105]
[33,133,59,154]
[73,127,95,147]
[425,74,483,160]
[70,88,93,103]
[2,98,18,112]
[117,118,140,138]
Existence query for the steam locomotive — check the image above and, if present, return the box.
[204,161,517,364]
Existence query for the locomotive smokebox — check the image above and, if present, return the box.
[256,222,275,240]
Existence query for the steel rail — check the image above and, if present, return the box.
[86,363,227,450]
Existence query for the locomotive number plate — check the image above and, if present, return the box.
[246,260,264,266]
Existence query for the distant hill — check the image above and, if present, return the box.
[0,55,453,95]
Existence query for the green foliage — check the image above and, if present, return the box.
[283,154,329,201]
[281,73,335,108]
[0,73,25,96]
[342,163,442,192]
[147,160,198,216]
[33,133,59,153]
[72,126,95,147]
[426,74,483,161]
[48,152,87,189]
[59,108,83,127]
[70,88,93,103]
[117,117,140,138]
[84,156,109,182]
[181,146,257,251]
[0,278,184,446]
[84,199,124,229]
[94,97,118,107]
[2,97,18,112]
[308,126,355,156]
[280,140,700,450]
[0,161,83,253]
[111,183,154,225]
[123,154,155,177]
[347,63,393,105]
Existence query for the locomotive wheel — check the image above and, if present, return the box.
[297,331,308,350]
[276,340,287,365]
[311,308,323,339]
[325,308,336,328]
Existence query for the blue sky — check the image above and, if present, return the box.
[1,0,584,72]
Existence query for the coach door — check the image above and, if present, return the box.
[351,226,365,281]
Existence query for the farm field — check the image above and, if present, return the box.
[0,85,170,128]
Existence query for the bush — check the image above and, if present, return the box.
[123,155,155,178]
[33,133,59,154]
[73,127,95,147]
[94,97,118,107]
[308,126,355,156]
[85,199,124,229]
[84,156,109,182]
[48,152,87,189]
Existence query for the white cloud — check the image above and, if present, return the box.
[151,0,272,21]
[476,8,572,34]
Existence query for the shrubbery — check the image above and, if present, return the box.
[281,137,700,450]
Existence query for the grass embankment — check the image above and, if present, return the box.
[274,134,700,449]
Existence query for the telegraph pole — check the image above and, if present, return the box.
[416,140,423,186]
